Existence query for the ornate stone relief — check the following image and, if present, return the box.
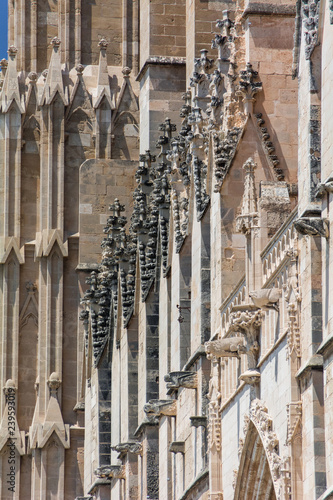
[207,359,221,452]
[255,113,284,180]
[286,402,302,444]
[302,0,321,59]
[228,305,263,382]
[236,158,259,235]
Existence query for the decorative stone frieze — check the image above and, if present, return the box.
[213,127,243,192]
[205,338,246,359]
[255,113,284,180]
[294,217,329,238]
[164,371,198,391]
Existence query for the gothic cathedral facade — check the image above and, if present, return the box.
[0,0,332,499]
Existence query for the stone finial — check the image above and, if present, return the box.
[51,37,61,48]
[4,379,16,396]
[98,38,109,50]
[48,372,61,393]
[237,63,262,113]
[26,280,37,292]
[7,46,18,57]
[122,66,131,77]
[75,64,84,75]
[28,72,37,84]
[1,58,8,70]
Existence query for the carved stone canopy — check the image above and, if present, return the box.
[294,217,329,238]
[144,399,177,417]
[205,338,246,359]
[111,441,142,456]
[190,416,207,428]
[249,288,281,311]
[169,441,185,454]
[164,371,198,392]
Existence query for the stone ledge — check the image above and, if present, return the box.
[76,263,100,272]
[295,354,323,379]
[178,468,209,500]
[136,56,186,82]
[87,477,111,495]
[183,344,206,371]
[242,2,296,17]
[317,333,333,356]
[318,485,333,500]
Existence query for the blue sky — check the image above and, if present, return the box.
[0,0,8,61]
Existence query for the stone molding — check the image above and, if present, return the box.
[235,399,291,499]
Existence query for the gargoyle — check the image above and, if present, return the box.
[205,338,247,359]
[164,371,198,390]
[249,288,282,310]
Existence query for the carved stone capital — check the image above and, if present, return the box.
[164,371,198,391]
[294,217,329,238]
[190,416,207,428]
[205,338,246,359]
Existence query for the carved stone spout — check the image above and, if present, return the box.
[111,441,142,456]
[144,399,177,417]
[249,288,281,311]
[164,371,198,391]
[94,465,124,479]
[205,338,247,359]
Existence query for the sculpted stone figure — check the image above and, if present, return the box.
[205,338,247,359]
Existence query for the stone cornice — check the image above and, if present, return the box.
[136,56,186,82]
[242,2,296,18]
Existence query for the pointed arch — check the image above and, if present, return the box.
[234,420,276,500]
